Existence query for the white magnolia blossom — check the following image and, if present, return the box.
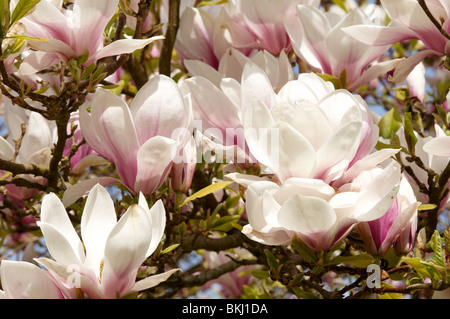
[35,184,179,299]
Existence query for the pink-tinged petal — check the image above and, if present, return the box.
[389,49,442,84]
[270,100,332,150]
[131,268,181,293]
[285,4,331,73]
[23,0,71,43]
[241,224,292,245]
[20,112,53,163]
[275,177,335,203]
[101,204,153,298]
[381,0,446,51]
[71,0,120,55]
[39,193,85,265]
[61,176,124,208]
[241,62,277,112]
[0,260,62,299]
[176,7,219,68]
[144,199,166,258]
[278,73,335,105]
[218,47,251,82]
[131,75,189,143]
[0,136,14,160]
[81,184,118,278]
[35,257,99,299]
[342,25,416,46]
[334,148,401,188]
[182,76,241,142]
[88,36,165,64]
[134,136,177,195]
[423,136,450,157]
[347,59,402,91]
[406,62,426,103]
[278,193,336,233]
[315,119,362,180]
[184,59,223,87]
[18,51,65,75]
[245,181,280,232]
[27,39,77,60]
[89,89,140,188]
[70,154,109,175]
[351,161,402,221]
[225,172,271,188]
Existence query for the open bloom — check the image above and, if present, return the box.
[219,0,319,56]
[356,175,420,257]
[79,75,192,196]
[343,0,450,83]
[0,260,71,299]
[18,0,164,74]
[35,184,179,299]
[241,64,380,184]
[239,160,401,251]
[285,4,400,90]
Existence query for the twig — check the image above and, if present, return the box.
[159,0,180,76]
[418,0,450,41]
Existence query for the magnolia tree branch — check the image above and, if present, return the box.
[159,0,181,76]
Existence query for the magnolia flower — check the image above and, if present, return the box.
[239,160,401,251]
[35,184,179,299]
[219,0,319,56]
[356,175,420,257]
[0,260,71,299]
[184,47,295,90]
[176,6,225,69]
[343,0,450,83]
[18,0,164,74]
[285,4,400,91]
[242,64,381,184]
[0,102,56,203]
[79,75,192,197]
[170,136,197,193]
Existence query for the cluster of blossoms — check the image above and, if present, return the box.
[0,0,449,300]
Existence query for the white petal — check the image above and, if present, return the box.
[39,193,84,265]
[145,199,166,258]
[132,268,181,293]
[81,184,118,278]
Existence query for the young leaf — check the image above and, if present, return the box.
[378,108,403,139]
[326,253,376,268]
[179,181,233,207]
[291,236,318,263]
[161,244,180,255]
[10,0,40,28]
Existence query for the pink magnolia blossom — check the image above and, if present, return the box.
[219,0,319,56]
[18,0,164,74]
[0,260,72,299]
[184,47,295,90]
[285,4,400,91]
[236,160,401,251]
[356,175,420,257]
[170,136,197,193]
[35,184,180,299]
[241,63,381,184]
[79,75,192,196]
[343,0,450,83]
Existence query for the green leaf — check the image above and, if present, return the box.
[326,253,376,268]
[178,222,187,238]
[401,257,442,280]
[160,243,180,255]
[315,72,341,89]
[209,215,240,232]
[378,282,404,299]
[179,181,233,207]
[0,0,10,34]
[10,0,40,28]
[291,236,318,263]
[241,269,271,280]
[264,249,279,274]
[417,203,438,211]
[403,112,418,153]
[378,108,403,139]
[427,230,445,267]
